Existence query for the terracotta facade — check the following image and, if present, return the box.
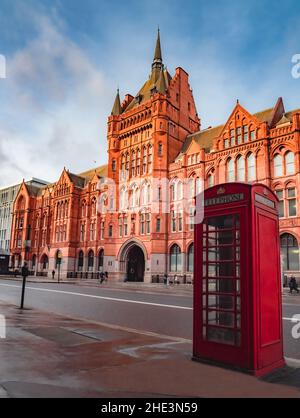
[10,32,300,282]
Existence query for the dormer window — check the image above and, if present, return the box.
[150,87,157,95]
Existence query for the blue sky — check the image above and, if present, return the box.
[0,0,300,186]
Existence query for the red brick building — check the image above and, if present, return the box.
[10,31,300,282]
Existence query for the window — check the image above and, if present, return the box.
[112,159,116,172]
[207,174,214,188]
[158,142,163,156]
[227,158,235,182]
[236,127,242,144]
[171,210,176,232]
[88,250,94,270]
[250,130,256,140]
[78,251,84,271]
[243,125,248,142]
[146,213,151,234]
[140,214,145,235]
[90,222,95,241]
[124,217,128,236]
[275,190,284,218]
[178,210,183,232]
[285,152,295,175]
[108,225,113,237]
[230,129,235,146]
[224,139,229,149]
[156,218,161,233]
[98,249,104,271]
[247,153,256,181]
[274,154,283,177]
[281,234,299,271]
[287,187,296,217]
[187,243,194,272]
[196,177,201,195]
[100,222,105,240]
[80,223,85,242]
[237,156,245,182]
[119,217,123,237]
[170,244,182,272]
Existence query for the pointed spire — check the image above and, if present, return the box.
[152,28,163,73]
[154,27,162,62]
[111,89,122,116]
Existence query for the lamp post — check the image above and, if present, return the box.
[57,250,62,283]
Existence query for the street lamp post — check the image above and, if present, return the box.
[57,251,62,283]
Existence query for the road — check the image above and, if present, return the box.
[0,279,299,360]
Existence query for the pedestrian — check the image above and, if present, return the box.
[164,273,169,287]
[99,272,105,284]
[21,262,29,280]
[289,276,299,294]
[52,270,55,280]
[20,262,29,309]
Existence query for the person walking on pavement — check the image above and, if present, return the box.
[52,270,55,280]
[20,262,29,309]
[289,276,299,294]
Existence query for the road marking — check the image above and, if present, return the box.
[0,283,193,310]
[0,283,299,317]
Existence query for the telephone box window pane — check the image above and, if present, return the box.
[202,280,207,292]
[207,327,235,345]
[202,295,207,307]
[236,280,241,294]
[208,295,234,310]
[207,278,236,293]
[237,314,241,328]
[208,311,235,327]
[236,296,241,311]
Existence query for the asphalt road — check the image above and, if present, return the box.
[0,279,299,361]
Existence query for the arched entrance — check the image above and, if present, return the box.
[126,245,145,282]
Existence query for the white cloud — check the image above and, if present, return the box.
[0,13,111,187]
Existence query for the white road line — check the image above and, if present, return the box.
[0,283,192,310]
[0,283,299,318]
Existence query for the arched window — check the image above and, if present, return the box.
[236,156,245,181]
[112,159,116,172]
[177,181,183,200]
[187,243,194,272]
[280,234,299,271]
[78,250,84,271]
[227,158,235,182]
[88,250,94,270]
[170,244,182,272]
[158,142,163,156]
[131,151,136,177]
[196,177,201,195]
[285,151,295,175]
[247,153,256,181]
[81,201,86,217]
[207,174,214,188]
[274,154,283,177]
[32,255,36,269]
[41,254,48,270]
[91,198,97,216]
[98,249,104,271]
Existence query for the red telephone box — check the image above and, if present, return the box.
[193,183,285,376]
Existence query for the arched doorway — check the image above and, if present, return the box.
[126,245,145,282]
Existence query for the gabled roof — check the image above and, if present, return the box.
[182,125,224,154]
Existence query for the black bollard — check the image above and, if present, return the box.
[20,275,26,309]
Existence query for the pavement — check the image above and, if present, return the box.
[0,275,194,296]
[0,301,300,398]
